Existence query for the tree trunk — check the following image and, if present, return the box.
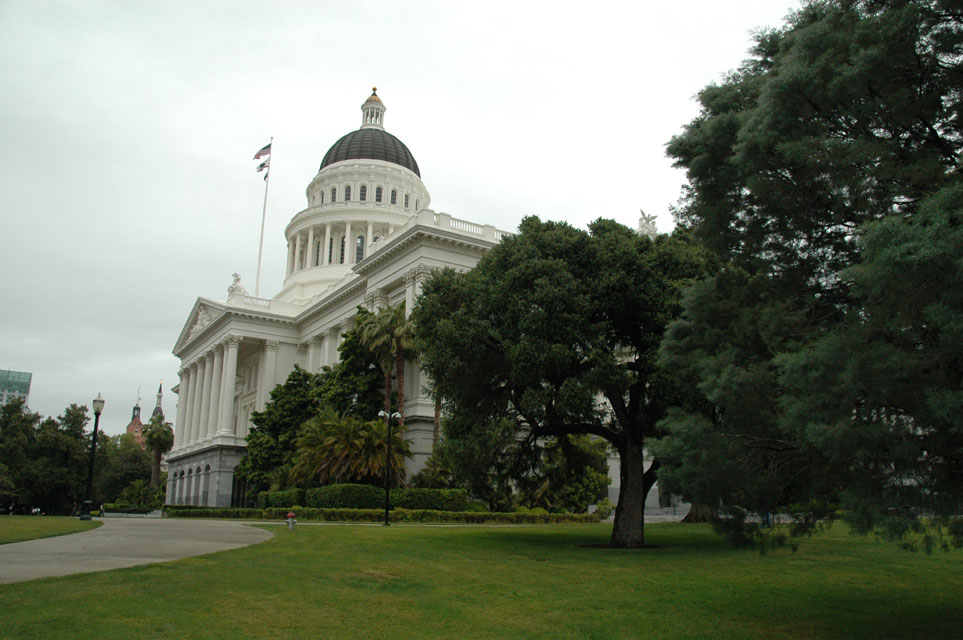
[395,349,405,431]
[151,448,161,487]
[682,501,717,523]
[610,437,647,548]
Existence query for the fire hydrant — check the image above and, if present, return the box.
[286,511,296,531]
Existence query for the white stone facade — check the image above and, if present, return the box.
[167,90,509,507]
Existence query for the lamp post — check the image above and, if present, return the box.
[378,409,401,527]
[80,393,105,521]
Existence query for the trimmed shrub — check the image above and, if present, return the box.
[165,506,601,524]
[393,488,469,511]
[307,484,383,509]
[102,503,153,514]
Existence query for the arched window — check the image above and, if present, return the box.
[314,241,321,267]
[415,199,419,210]
[328,237,334,264]
[390,189,397,205]
[360,185,367,201]
[404,194,409,208]
[331,187,337,203]
[320,191,324,204]
[345,185,352,201]
[339,236,346,264]
[375,186,383,203]
[356,235,365,262]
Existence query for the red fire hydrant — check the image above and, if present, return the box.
[286,511,296,531]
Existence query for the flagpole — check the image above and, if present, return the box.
[255,136,273,298]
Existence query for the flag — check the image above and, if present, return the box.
[253,142,271,160]
[257,158,270,172]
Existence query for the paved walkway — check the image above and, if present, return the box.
[0,518,273,584]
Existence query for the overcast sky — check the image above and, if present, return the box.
[0,0,802,435]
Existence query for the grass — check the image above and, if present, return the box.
[1,522,961,639]
[0,516,101,544]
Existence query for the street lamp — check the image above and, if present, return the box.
[378,409,401,526]
[80,393,105,521]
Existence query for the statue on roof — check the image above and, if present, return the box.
[227,273,248,298]
[638,210,658,240]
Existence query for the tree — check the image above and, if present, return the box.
[660,0,963,548]
[414,217,715,547]
[94,433,152,504]
[290,406,411,487]
[357,303,416,429]
[236,366,322,492]
[313,307,385,419]
[143,414,174,487]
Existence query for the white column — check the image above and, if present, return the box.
[307,226,315,267]
[286,240,294,276]
[297,343,308,369]
[322,224,331,266]
[206,345,223,439]
[173,367,189,448]
[217,336,240,436]
[185,361,201,444]
[405,271,416,317]
[294,232,303,271]
[307,339,318,372]
[366,221,373,256]
[257,340,278,410]
[344,222,352,264]
[198,350,214,441]
[190,357,206,444]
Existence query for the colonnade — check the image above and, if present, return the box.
[172,335,241,450]
[286,220,397,276]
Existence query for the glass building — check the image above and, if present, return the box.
[0,370,31,405]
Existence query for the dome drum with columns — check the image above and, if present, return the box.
[166,89,510,508]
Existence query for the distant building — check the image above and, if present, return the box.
[125,382,165,449]
[0,369,31,406]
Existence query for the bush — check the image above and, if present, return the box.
[102,503,153,514]
[306,484,383,509]
[165,506,601,524]
[392,488,469,511]
[465,501,489,513]
[595,498,614,520]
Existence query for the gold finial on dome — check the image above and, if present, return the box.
[366,86,382,104]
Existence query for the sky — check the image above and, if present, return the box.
[0,0,803,435]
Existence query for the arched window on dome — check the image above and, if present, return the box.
[404,194,409,209]
[331,187,337,203]
[355,235,365,263]
[314,240,321,267]
[320,191,324,204]
[360,185,367,201]
[390,190,397,205]
[415,199,419,210]
[345,185,352,201]
[339,236,346,264]
[375,186,383,203]
[328,237,334,264]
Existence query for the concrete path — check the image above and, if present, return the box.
[0,518,273,584]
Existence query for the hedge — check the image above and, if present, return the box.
[306,484,383,509]
[102,503,154,514]
[164,506,600,524]
[392,488,469,512]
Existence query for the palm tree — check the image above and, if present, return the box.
[357,303,417,430]
[143,414,174,487]
[291,406,410,487]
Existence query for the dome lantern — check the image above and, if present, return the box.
[360,87,385,130]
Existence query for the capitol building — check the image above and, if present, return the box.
[166,89,511,507]
[166,89,667,512]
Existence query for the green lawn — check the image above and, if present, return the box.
[0,516,101,544]
[1,522,960,639]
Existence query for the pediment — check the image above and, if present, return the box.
[173,298,226,354]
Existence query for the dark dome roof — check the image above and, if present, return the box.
[320,128,420,177]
